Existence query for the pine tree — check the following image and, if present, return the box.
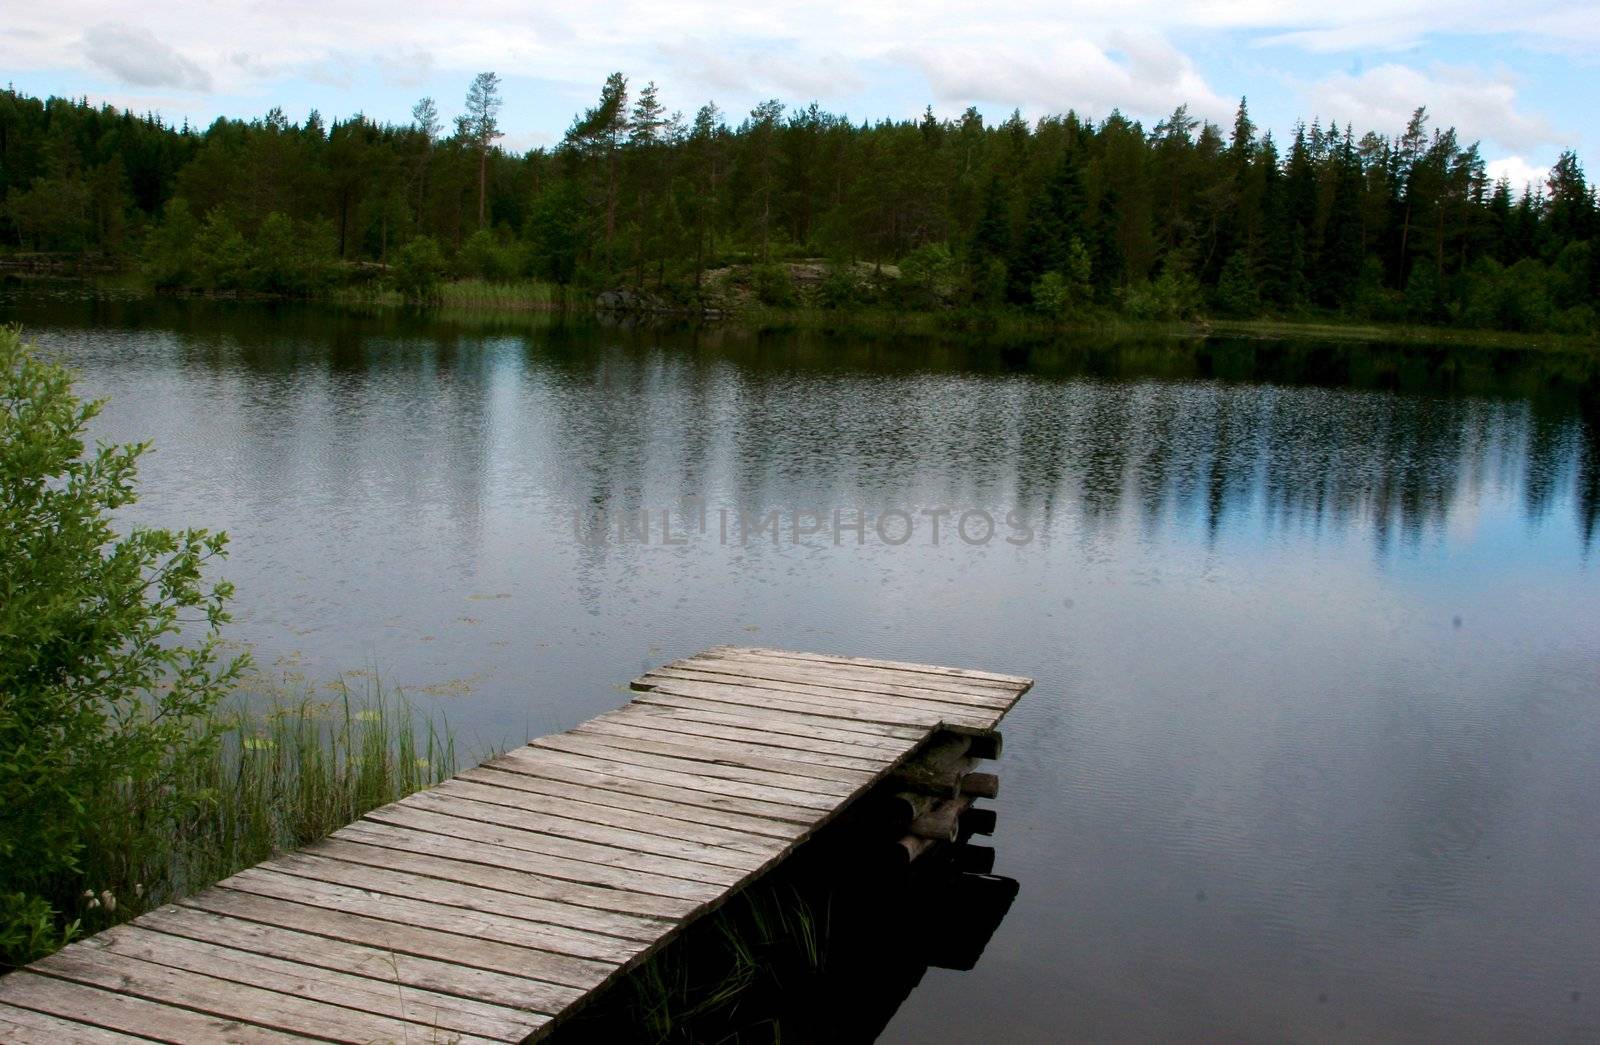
[460,73,503,228]
[1009,148,1086,302]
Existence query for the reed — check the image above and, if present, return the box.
[66,674,456,941]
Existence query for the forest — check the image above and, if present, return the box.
[1,75,1595,333]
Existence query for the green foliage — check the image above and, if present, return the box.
[1030,240,1093,318]
[1214,252,1261,317]
[143,198,201,288]
[896,243,957,309]
[4,176,93,251]
[390,236,447,302]
[456,228,520,281]
[526,181,587,284]
[1459,258,1556,333]
[967,256,1009,307]
[1123,264,1202,321]
[0,328,245,967]
[752,263,798,307]
[249,213,335,296]
[1,84,1594,336]
[192,210,250,290]
[153,677,456,910]
[818,267,860,310]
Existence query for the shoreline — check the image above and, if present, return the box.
[6,271,1598,355]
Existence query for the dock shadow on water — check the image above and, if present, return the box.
[551,815,1019,1044]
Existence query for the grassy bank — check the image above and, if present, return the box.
[330,278,571,311]
[22,675,457,965]
[325,276,1599,354]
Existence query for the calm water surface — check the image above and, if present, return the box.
[8,288,1600,1043]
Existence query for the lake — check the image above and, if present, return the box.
[7,284,1599,1042]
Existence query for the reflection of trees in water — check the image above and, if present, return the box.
[543,335,1597,556]
[18,292,1597,552]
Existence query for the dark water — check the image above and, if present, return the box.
[8,286,1600,1043]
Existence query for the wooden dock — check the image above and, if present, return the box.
[0,646,1032,1043]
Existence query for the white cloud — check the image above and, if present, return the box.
[4,1,1585,154]
[1485,156,1549,194]
[655,39,868,101]
[899,30,1233,125]
[1307,63,1556,152]
[82,23,211,91]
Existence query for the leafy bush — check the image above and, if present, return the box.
[1459,258,1554,333]
[966,256,1009,307]
[249,213,334,296]
[753,263,798,307]
[192,210,250,290]
[143,198,201,289]
[390,236,447,303]
[1213,252,1262,318]
[0,328,245,967]
[456,228,519,281]
[897,243,957,309]
[1122,264,1202,321]
[818,267,859,310]
[1030,240,1093,318]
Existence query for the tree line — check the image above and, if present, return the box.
[1,77,1595,332]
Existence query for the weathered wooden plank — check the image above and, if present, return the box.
[33,947,476,1045]
[397,788,775,871]
[303,838,698,928]
[77,923,535,1042]
[333,818,727,904]
[572,718,885,780]
[455,764,809,839]
[615,699,919,753]
[133,903,583,1015]
[219,866,642,967]
[496,744,840,812]
[361,802,749,887]
[430,775,788,855]
[0,972,301,1044]
[177,888,611,991]
[633,677,949,732]
[593,707,898,768]
[0,1001,153,1045]
[328,819,716,908]
[683,652,1021,706]
[531,732,864,797]
[668,656,1017,713]
[633,676,987,730]
[385,790,761,883]
[717,645,1033,686]
[259,851,673,945]
[631,684,933,738]
[700,646,1024,697]
[648,664,1012,721]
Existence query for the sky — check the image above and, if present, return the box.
[7,1,1597,188]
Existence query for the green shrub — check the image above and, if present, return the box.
[390,236,447,303]
[0,328,245,967]
[1214,252,1262,318]
[1030,240,1093,318]
[818,267,859,309]
[457,228,519,281]
[897,243,957,309]
[1122,263,1201,321]
[142,198,200,289]
[753,263,798,307]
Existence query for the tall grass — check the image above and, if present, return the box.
[67,675,456,943]
[332,279,569,310]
